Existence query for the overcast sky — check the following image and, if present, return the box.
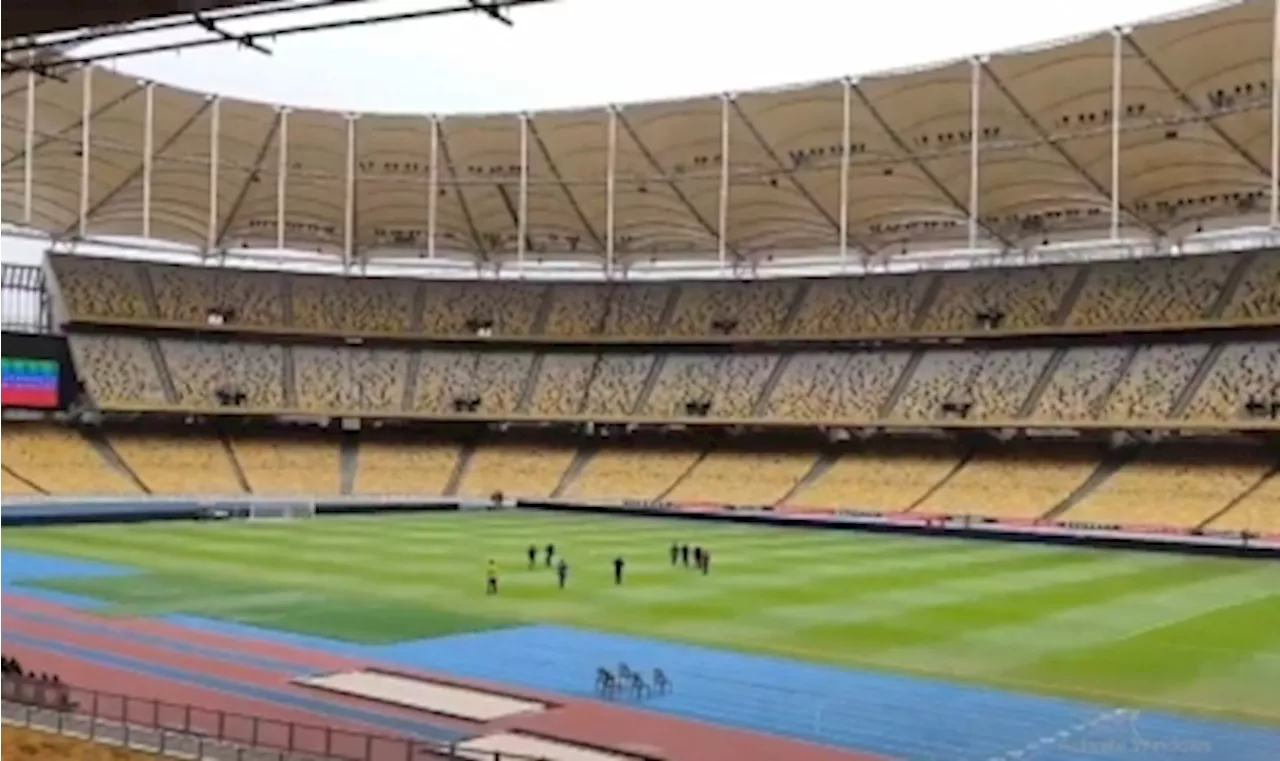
[89,0,1207,113]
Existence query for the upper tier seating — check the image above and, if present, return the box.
[1064,256,1237,327]
[1182,341,1280,421]
[889,348,1053,421]
[641,354,777,418]
[790,273,930,335]
[291,274,417,333]
[917,265,1078,332]
[160,339,287,408]
[68,335,169,408]
[51,251,1280,338]
[667,281,799,336]
[1031,347,1130,422]
[1,425,138,494]
[1101,344,1209,421]
[293,346,409,413]
[69,336,1280,429]
[411,350,533,416]
[150,264,284,326]
[543,283,672,336]
[765,351,909,421]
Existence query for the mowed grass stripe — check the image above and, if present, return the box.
[1011,591,1280,694]
[807,558,1258,657]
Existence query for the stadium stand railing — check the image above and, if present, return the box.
[1,677,547,761]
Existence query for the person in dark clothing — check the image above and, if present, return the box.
[556,558,569,589]
[613,556,626,585]
[693,546,703,569]
[527,544,538,569]
[545,543,556,567]
[670,542,679,566]
[486,560,499,595]
[680,544,690,566]
[701,548,711,575]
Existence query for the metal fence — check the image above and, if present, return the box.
[1,678,548,761]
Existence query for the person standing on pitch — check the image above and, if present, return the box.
[545,543,556,567]
[669,541,679,566]
[486,559,499,595]
[613,556,626,585]
[527,544,537,569]
[556,558,570,589]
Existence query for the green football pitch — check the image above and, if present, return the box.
[6,511,1280,725]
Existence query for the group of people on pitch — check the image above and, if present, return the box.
[671,542,712,574]
[484,543,629,595]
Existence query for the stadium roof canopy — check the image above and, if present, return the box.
[2,0,1277,278]
[1,0,277,40]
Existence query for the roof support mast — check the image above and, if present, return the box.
[207,96,221,255]
[967,57,981,251]
[1271,0,1279,228]
[78,66,92,238]
[1110,27,1124,240]
[23,67,35,225]
[717,93,731,269]
[276,107,290,252]
[427,116,439,260]
[838,78,853,271]
[517,112,530,276]
[605,106,618,279]
[344,114,357,271]
[142,82,155,239]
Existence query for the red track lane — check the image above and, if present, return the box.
[9,596,888,761]
[1,645,433,761]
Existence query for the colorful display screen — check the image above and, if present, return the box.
[1,357,61,409]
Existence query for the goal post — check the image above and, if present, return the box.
[246,500,317,522]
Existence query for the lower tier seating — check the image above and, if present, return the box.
[352,440,463,496]
[1060,450,1273,530]
[455,443,578,499]
[914,447,1101,520]
[108,433,244,495]
[788,446,963,512]
[562,446,702,503]
[229,436,342,495]
[1,425,139,495]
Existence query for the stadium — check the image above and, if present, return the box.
[2,1,1279,760]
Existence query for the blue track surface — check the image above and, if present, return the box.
[1,550,126,609]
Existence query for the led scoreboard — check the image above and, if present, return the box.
[1,357,61,409]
